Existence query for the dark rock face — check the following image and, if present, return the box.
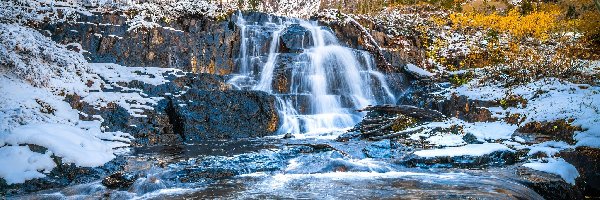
[41,12,240,74]
[173,89,279,141]
[438,94,497,123]
[279,24,313,53]
[65,72,279,146]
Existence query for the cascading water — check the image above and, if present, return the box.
[228,12,396,135]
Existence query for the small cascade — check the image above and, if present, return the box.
[228,12,396,135]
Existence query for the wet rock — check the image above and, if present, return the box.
[336,131,361,142]
[558,147,600,198]
[352,104,443,139]
[282,133,295,139]
[515,166,583,199]
[173,89,279,141]
[102,172,136,190]
[179,168,237,182]
[404,150,517,169]
[176,152,286,183]
[279,24,313,53]
[515,120,582,144]
[363,140,392,158]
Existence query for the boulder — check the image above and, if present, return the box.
[174,89,279,141]
[279,24,313,53]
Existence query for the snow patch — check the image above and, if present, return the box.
[1,124,116,167]
[90,63,181,86]
[405,63,434,77]
[463,121,517,141]
[425,134,465,147]
[0,146,55,184]
[523,158,579,185]
[414,143,512,158]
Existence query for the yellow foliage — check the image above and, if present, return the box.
[449,8,562,40]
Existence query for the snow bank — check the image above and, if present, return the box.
[523,158,579,185]
[0,23,137,184]
[1,124,116,167]
[0,146,55,184]
[414,143,512,158]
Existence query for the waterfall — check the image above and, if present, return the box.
[253,28,284,92]
[229,12,395,135]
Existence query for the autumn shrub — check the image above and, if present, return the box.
[449,7,561,41]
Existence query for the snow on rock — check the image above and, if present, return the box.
[409,118,516,142]
[414,143,513,158]
[90,63,181,86]
[523,158,580,185]
[463,121,517,141]
[82,92,163,117]
[425,134,465,147]
[1,124,115,167]
[0,146,55,184]
[0,0,91,25]
[448,79,508,101]
[527,141,573,156]
[0,76,80,132]
[256,0,321,19]
[0,23,101,95]
[126,14,161,32]
[508,79,600,148]
[405,63,434,77]
[0,23,137,184]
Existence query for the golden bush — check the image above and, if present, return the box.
[449,8,561,40]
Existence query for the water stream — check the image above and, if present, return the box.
[16,139,543,199]
[227,11,395,136]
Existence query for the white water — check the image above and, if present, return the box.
[229,12,396,135]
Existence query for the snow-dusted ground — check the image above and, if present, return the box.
[0,21,183,184]
[405,76,599,184]
[449,78,600,148]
